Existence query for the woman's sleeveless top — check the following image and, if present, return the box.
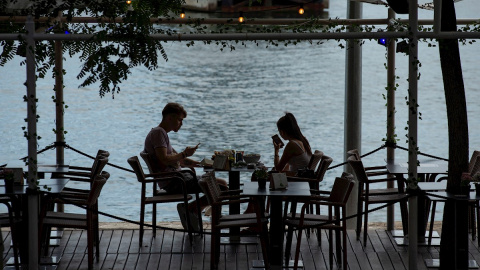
[287,140,311,172]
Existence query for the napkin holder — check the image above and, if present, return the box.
[270,173,288,190]
[213,155,229,170]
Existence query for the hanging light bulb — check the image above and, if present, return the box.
[180,8,186,19]
[238,11,244,23]
[126,0,132,4]
[298,5,304,15]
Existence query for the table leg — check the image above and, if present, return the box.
[229,171,240,238]
[418,191,426,243]
[269,196,284,268]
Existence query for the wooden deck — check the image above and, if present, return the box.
[2,228,480,269]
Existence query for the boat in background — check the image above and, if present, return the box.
[183,0,328,14]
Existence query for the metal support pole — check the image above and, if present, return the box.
[407,0,419,268]
[344,0,363,230]
[55,37,65,215]
[55,12,65,166]
[386,8,396,231]
[26,14,39,269]
[434,0,442,33]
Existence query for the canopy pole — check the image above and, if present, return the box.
[26,14,39,269]
[386,7,397,231]
[55,12,65,215]
[55,12,65,166]
[408,0,419,268]
[344,0,363,230]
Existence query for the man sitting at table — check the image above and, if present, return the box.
[144,102,227,231]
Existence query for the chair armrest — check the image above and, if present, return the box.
[68,166,92,171]
[367,176,398,183]
[62,187,90,194]
[213,198,251,207]
[365,171,390,177]
[143,175,185,184]
[220,189,243,196]
[309,190,331,196]
[365,166,387,171]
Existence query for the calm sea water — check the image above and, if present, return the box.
[1,0,479,223]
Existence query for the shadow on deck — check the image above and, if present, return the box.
[2,228,479,269]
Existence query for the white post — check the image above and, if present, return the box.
[26,14,39,269]
[344,0,363,230]
[386,7,396,231]
[408,0,419,268]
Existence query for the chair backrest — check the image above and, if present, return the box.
[347,149,361,160]
[315,155,333,182]
[347,155,368,184]
[198,172,219,205]
[127,156,146,183]
[307,150,323,171]
[86,172,109,207]
[469,151,480,175]
[91,156,109,178]
[329,174,355,204]
[140,151,155,174]
[198,172,222,220]
[96,149,110,158]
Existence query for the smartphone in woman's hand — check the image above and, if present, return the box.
[272,134,284,148]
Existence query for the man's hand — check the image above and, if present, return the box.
[183,146,198,157]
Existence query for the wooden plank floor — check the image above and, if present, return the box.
[2,228,480,269]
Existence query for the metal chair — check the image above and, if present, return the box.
[128,155,202,245]
[0,196,21,270]
[284,174,355,270]
[198,172,269,270]
[39,174,109,270]
[347,155,409,246]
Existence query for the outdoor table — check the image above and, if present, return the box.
[1,178,70,267]
[3,160,70,179]
[422,191,479,268]
[242,181,311,269]
[386,159,448,244]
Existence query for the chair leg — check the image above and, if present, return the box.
[7,210,20,270]
[428,202,437,246]
[400,199,409,235]
[285,226,295,265]
[329,228,333,269]
[259,226,270,269]
[476,201,480,246]
[470,203,476,240]
[343,228,348,269]
[87,223,94,269]
[294,228,304,270]
[356,198,363,240]
[195,192,203,235]
[316,204,322,244]
[140,201,145,246]
[184,199,193,244]
[335,228,341,267]
[153,203,157,238]
[363,202,369,246]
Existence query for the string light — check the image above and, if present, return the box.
[238,11,244,23]
[298,4,304,15]
[180,8,186,19]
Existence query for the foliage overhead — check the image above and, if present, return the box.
[0,0,184,97]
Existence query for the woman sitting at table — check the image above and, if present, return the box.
[242,113,312,221]
[273,112,312,174]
